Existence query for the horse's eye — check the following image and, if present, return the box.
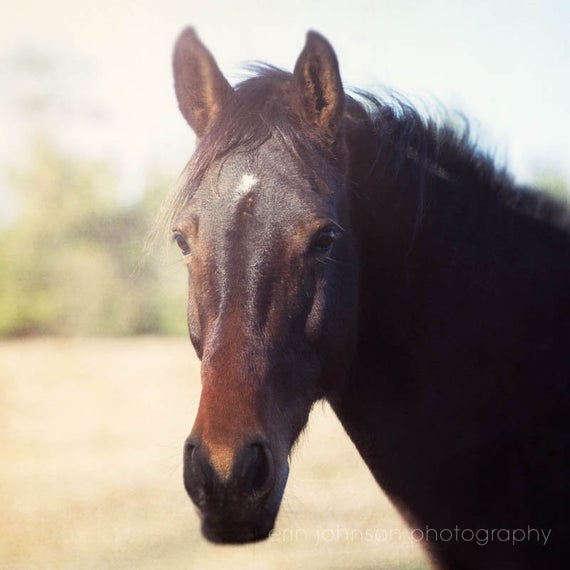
[312,228,337,252]
[173,232,191,256]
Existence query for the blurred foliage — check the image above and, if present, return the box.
[0,135,187,336]
[532,170,570,206]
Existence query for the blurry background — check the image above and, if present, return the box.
[0,1,568,568]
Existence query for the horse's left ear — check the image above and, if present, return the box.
[292,31,345,140]
[172,27,234,137]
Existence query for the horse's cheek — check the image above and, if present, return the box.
[304,277,326,344]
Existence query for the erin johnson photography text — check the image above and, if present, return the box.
[269,525,552,547]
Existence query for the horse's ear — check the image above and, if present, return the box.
[172,27,234,137]
[292,31,344,140]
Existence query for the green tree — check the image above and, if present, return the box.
[0,136,187,336]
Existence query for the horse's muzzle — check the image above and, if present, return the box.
[183,435,288,543]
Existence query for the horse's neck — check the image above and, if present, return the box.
[330,114,570,569]
[346,125,435,347]
[336,127,450,493]
[334,120,570,524]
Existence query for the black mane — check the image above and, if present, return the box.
[351,90,570,233]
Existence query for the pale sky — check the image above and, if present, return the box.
[1,0,569,206]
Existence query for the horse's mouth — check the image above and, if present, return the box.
[195,491,282,543]
[200,513,276,544]
[196,468,289,544]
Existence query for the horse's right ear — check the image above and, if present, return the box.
[172,28,234,138]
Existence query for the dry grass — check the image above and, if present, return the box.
[0,338,430,569]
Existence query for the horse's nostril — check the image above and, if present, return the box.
[184,437,199,470]
[184,437,206,483]
[241,442,273,496]
[185,443,196,461]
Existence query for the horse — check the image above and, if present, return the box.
[166,27,570,569]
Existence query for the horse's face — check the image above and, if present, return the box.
[171,29,357,543]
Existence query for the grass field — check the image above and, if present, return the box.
[0,338,430,569]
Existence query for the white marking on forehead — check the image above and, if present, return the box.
[235,173,258,198]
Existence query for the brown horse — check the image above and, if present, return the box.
[167,27,570,569]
